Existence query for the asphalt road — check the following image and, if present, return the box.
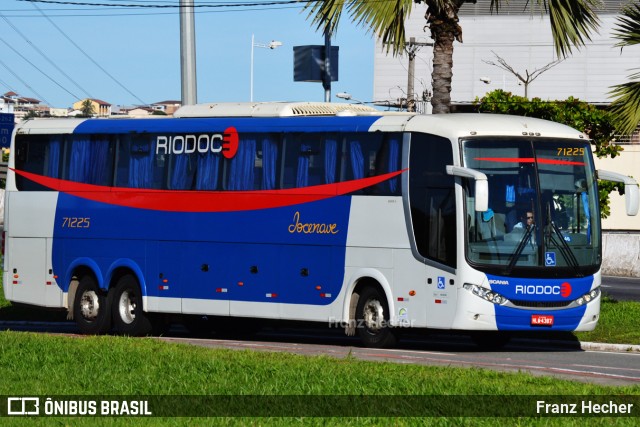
[602,275,640,301]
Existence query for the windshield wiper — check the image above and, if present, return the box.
[544,203,582,275]
[505,224,535,275]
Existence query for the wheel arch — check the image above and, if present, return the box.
[105,259,148,310]
[65,258,147,316]
[64,258,104,291]
[342,268,394,335]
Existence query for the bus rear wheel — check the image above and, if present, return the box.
[73,276,111,335]
[111,275,152,336]
[355,287,397,348]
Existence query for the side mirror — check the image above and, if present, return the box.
[598,169,639,216]
[446,165,489,212]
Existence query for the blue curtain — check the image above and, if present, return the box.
[296,144,310,188]
[324,139,337,184]
[349,140,364,180]
[387,137,400,193]
[88,138,110,185]
[196,152,220,190]
[46,136,61,178]
[169,154,192,190]
[262,137,278,190]
[69,137,91,182]
[229,138,256,190]
[129,140,154,188]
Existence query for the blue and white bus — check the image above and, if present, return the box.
[3,102,638,347]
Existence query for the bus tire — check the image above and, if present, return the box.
[111,274,152,336]
[355,286,397,348]
[73,275,111,335]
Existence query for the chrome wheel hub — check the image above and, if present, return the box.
[80,290,100,321]
[363,298,384,332]
[118,290,137,325]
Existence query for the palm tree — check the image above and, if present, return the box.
[80,99,96,118]
[303,0,599,114]
[609,3,640,135]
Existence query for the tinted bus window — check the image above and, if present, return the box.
[115,135,166,189]
[409,133,456,268]
[63,135,115,186]
[15,135,63,191]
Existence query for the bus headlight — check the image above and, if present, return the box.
[463,283,509,305]
[574,287,601,306]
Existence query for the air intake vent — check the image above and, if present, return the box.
[510,299,572,309]
[174,102,378,118]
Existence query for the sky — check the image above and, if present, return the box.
[0,0,376,108]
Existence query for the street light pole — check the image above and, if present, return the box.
[179,0,197,106]
[250,34,282,102]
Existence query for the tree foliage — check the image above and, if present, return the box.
[79,99,96,118]
[609,3,640,135]
[475,89,628,218]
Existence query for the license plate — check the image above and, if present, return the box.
[531,314,554,326]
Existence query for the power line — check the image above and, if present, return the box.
[17,0,302,8]
[0,34,81,101]
[0,77,18,94]
[0,11,94,99]
[31,2,148,105]
[0,57,52,105]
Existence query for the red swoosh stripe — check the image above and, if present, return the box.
[474,157,585,166]
[12,168,406,212]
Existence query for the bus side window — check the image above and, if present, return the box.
[409,133,456,268]
[115,136,165,189]
[63,136,114,186]
[281,134,334,189]
[15,135,53,191]
[258,135,280,190]
[227,136,256,190]
[195,150,222,190]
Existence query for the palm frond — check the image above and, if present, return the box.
[613,3,640,47]
[349,0,414,54]
[545,0,601,57]
[302,1,413,54]
[609,76,640,135]
[302,0,347,36]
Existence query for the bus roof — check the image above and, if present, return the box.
[13,103,586,141]
[399,113,588,140]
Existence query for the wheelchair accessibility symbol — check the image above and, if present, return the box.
[437,276,446,289]
[545,252,556,267]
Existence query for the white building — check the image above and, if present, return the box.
[373,0,640,276]
[0,97,15,114]
[374,1,639,107]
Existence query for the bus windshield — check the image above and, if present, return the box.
[462,137,600,277]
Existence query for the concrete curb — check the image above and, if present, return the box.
[578,341,640,353]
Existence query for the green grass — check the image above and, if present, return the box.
[0,331,638,426]
[1,270,640,426]
[576,296,640,345]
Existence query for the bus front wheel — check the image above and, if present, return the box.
[111,275,152,336]
[355,287,397,348]
[73,276,111,335]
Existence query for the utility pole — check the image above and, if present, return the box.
[323,31,332,102]
[405,37,432,112]
[180,0,197,106]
